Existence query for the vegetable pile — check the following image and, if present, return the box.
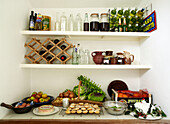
[72,75,106,102]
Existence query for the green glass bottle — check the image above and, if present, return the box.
[127,24,132,32]
[131,16,136,24]
[126,16,131,25]
[114,23,119,32]
[131,24,136,32]
[137,8,145,17]
[135,23,139,32]
[118,18,122,32]
[118,8,124,17]
[130,8,138,17]
[111,8,117,16]
[122,17,127,32]
[124,8,130,17]
[138,16,144,25]
[138,24,143,32]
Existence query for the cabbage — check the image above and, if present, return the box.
[88,92,105,102]
[73,85,86,96]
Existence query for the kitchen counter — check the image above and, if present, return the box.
[0,107,170,124]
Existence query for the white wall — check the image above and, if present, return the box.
[0,0,31,118]
[140,0,170,117]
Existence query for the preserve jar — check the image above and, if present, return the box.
[90,13,99,31]
[116,52,124,64]
[100,13,109,31]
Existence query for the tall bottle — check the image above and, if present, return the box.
[111,8,117,16]
[75,13,82,31]
[72,45,78,65]
[68,14,74,31]
[29,11,35,30]
[35,13,43,30]
[84,49,90,64]
[118,18,122,32]
[60,12,67,31]
[118,8,124,17]
[124,8,130,17]
[84,13,89,31]
[55,12,60,31]
[130,8,138,17]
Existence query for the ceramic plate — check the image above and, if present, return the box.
[33,106,59,116]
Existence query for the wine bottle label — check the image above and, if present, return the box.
[30,21,34,28]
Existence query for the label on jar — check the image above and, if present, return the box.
[118,59,122,63]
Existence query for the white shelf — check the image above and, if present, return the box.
[21,31,151,39]
[20,64,151,70]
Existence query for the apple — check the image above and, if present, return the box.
[47,97,50,100]
[39,98,44,103]
[26,98,31,102]
[38,91,43,96]
[35,94,41,99]
[33,98,39,103]
[30,96,35,101]
[31,94,36,97]
[44,98,49,102]
[42,94,47,98]
[32,92,37,96]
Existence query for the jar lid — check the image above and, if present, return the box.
[116,52,123,55]
[91,13,99,16]
[101,13,108,16]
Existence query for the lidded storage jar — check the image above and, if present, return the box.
[100,13,109,31]
[90,13,99,31]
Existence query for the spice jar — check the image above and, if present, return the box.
[42,16,51,31]
[90,13,99,31]
[116,52,124,64]
[100,13,109,31]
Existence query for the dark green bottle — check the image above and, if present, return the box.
[122,17,127,32]
[111,8,117,16]
[127,24,132,32]
[118,18,122,32]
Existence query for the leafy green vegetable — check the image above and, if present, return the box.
[79,94,87,100]
[72,85,86,96]
[88,92,105,102]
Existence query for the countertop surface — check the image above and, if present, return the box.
[1,107,169,120]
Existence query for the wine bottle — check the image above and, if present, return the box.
[60,45,66,50]
[60,55,67,61]
[46,56,52,61]
[122,17,127,32]
[84,13,89,31]
[39,50,46,55]
[111,8,117,16]
[54,39,60,44]
[118,18,122,32]
[29,11,35,30]
[46,45,53,50]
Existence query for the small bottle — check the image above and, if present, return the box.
[55,12,60,31]
[68,14,74,31]
[60,12,67,31]
[60,55,67,61]
[29,11,35,30]
[75,13,82,31]
[84,13,89,31]
[60,45,67,50]
[34,13,37,25]
[118,18,122,32]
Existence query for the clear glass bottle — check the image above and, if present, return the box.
[60,12,67,31]
[75,13,82,31]
[84,49,90,64]
[72,45,78,65]
[68,14,74,31]
[100,13,109,31]
[55,12,60,31]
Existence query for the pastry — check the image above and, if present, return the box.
[87,107,92,111]
[85,105,89,108]
[71,110,76,114]
[38,105,54,114]
[77,110,82,114]
[93,105,98,108]
[81,107,86,111]
[65,110,71,114]
[95,110,100,114]
[89,110,94,114]
[79,103,84,106]
[83,110,88,114]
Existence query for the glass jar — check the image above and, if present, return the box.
[100,13,109,31]
[90,13,99,31]
[116,52,124,64]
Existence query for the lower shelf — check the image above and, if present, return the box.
[20,64,151,70]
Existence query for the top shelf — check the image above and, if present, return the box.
[21,31,151,40]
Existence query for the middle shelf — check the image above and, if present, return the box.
[20,64,151,70]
